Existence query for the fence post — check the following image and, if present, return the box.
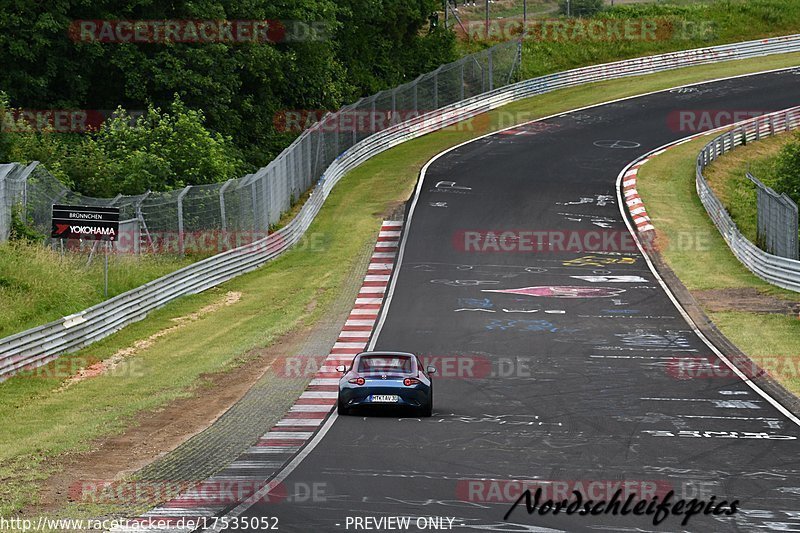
[260,172,269,232]
[290,148,298,202]
[177,186,191,256]
[219,179,234,232]
[332,114,340,155]
[460,61,465,100]
[305,131,314,190]
[0,166,7,242]
[349,100,362,147]
[135,191,153,254]
[371,99,377,137]
[488,48,494,91]
[433,70,439,109]
[789,195,799,260]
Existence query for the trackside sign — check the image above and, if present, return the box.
[51,204,120,241]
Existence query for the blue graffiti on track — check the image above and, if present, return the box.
[484,319,576,333]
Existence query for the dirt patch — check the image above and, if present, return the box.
[27,297,307,518]
[57,292,242,391]
[694,287,800,316]
[386,200,407,222]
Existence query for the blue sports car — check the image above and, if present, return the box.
[336,351,436,416]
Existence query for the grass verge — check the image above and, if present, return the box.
[2,51,800,518]
[637,135,800,396]
[457,0,800,78]
[0,243,193,338]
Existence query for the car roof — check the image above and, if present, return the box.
[355,351,417,358]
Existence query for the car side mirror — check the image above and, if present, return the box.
[426,366,437,374]
[335,365,347,373]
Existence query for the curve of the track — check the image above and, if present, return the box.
[229,69,800,532]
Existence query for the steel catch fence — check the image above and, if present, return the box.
[696,107,800,292]
[746,171,799,260]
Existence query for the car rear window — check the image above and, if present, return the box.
[357,355,413,374]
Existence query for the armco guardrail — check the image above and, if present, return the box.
[696,106,800,293]
[3,34,800,380]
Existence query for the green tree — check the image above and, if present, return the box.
[88,96,247,195]
[0,1,456,174]
[0,92,13,162]
[334,0,457,97]
[7,96,246,197]
[773,131,800,204]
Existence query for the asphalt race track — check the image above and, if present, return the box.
[225,70,800,532]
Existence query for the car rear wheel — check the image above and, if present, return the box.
[420,396,433,417]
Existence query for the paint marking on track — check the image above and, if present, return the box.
[616,136,800,429]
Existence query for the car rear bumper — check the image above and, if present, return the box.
[339,386,431,409]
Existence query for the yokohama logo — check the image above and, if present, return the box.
[68,225,116,237]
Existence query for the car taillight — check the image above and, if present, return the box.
[349,377,365,386]
[403,378,421,386]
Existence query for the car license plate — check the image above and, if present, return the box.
[371,394,399,403]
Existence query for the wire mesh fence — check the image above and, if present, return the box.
[696,106,800,293]
[0,40,521,252]
[747,172,799,260]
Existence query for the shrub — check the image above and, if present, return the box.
[773,131,800,204]
[559,0,604,17]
